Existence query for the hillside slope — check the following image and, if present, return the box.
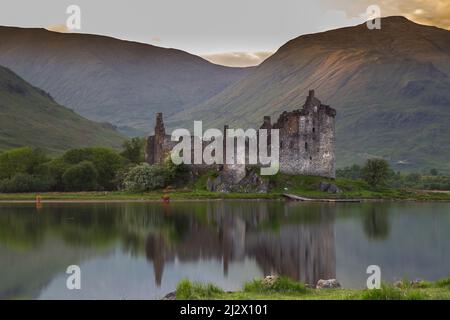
[0,65,125,153]
[172,17,450,172]
[0,27,249,134]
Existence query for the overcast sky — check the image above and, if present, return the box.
[0,0,448,66]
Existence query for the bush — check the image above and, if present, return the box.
[164,158,189,185]
[362,159,390,188]
[435,278,450,288]
[243,277,308,294]
[122,163,167,192]
[62,161,98,191]
[62,147,124,190]
[176,279,223,300]
[36,158,70,191]
[120,137,145,164]
[0,147,49,180]
[0,173,54,193]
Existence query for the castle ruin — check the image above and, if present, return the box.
[145,90,336,178]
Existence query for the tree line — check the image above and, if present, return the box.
[337,159,450,190]
[0,137,186,193]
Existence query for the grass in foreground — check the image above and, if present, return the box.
[175,277,450,300]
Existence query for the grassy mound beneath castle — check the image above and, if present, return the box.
[174,277,450,300]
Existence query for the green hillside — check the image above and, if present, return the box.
[0,65,125,153]
[170,17,450,173]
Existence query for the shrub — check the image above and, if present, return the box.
[0,147,49,180]
[176,279,223,300]
[163,158,189,185]
[62,161,98,191]
[120,137,145,164]
[435,278,450,288]
[243,276,308,294]
[62,147,125,190]
[362,159,390,188]
[0,173,54,193]
[122,163,167,192]
[430,168,438,176]
[36,158,70,191]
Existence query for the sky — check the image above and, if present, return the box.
[0,0,448,66]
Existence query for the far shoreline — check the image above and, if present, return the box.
[0,190,450,203]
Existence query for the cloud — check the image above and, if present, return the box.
[201,51,273,67]
[322,0,450,29]
[46,24,70,33]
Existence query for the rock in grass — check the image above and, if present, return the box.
[263,275,279,286]
[318,182,342,193]
[316,279,341,289]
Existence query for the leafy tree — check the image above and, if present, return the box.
[123,163,167,192]
[430,168,438,176]
[0,147,48,180]
[362,159,390,188]
[62,147,124,190]
[36,158,71,191]
[405,173,421,185]
[120,137,145,164]
[62,161,98,191]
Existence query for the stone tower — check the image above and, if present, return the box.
[270,90,336,178]
[145,113,172,165]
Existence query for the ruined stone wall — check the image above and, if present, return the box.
[145,115,216,178]
[145,90,336,179]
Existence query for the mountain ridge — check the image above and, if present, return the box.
[0,26,250,135]
[169,16,450,172]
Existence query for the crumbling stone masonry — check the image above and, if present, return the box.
[145,90,336,178]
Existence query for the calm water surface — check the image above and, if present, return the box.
[0,200,449,299]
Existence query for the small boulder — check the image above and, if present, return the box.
[263,275,279,286]
[316,279,341,289]
[318,182,341,193]
[327,184,341,193]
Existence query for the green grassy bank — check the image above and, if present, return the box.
[174,277,450,300]
[1,174,449,201]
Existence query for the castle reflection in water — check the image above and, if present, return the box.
[145,201,336,287]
